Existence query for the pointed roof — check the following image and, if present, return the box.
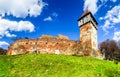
[77,9,98,29]
[81,9,90,17]
[77,9,91,21]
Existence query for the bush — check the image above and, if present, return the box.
[0,48,6,55]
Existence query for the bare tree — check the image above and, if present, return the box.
[0,48,7,55]
[99,39,120,62]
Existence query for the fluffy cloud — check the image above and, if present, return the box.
[0,0,47,18]
[0,18,35,38]
[101,20,111,34]
[100,0,108,3]
[110,0,117,2]
[43,16,52,21]
[84,0,98,15]
[43,12,58,22]
[0,41,9,47]
[101,5,120,35]
[99,17,104,20]
[104,5,120,23]
[0,0,47,38]
[83,0,117,15]
[52,12,58,17]
[113,31,120,41]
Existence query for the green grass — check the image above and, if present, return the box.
[0,54,120,77]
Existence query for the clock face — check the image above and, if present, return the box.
[78,14,91,26]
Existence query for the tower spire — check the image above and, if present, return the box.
[81,9,90,17]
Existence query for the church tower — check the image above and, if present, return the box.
[78,9,98,56]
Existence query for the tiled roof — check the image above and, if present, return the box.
[81,9,90,17]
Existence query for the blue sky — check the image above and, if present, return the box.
[0,0,120,49]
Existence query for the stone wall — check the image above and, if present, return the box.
[7,35,102,58]
[7,35,79,55]
[58,34,69,40]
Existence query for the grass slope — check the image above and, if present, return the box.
[0,54,120,77]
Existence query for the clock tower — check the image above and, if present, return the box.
[78,9,98,56]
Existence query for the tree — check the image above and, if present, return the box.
[99,39,120,61]
[24,37,29,39]
[0,48,7,55]
[117,40,120,49]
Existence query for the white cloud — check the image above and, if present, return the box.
[113,31,120,41]
[0,18,35,38]
[110,0,117,2]
[83,0,116,15]
[101,20,111,35]
[100,0,108,3]
[0,0,47,18]
[104,5,120,23]
[99,17,104,20]
[43,12,58,22]
[0,41,9,47]
[5,31,16,37]
[52,12,58,17]
[101,5,120,35]
[43,16,52,21]
[84,0,98,15]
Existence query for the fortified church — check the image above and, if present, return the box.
[7,9,101,58]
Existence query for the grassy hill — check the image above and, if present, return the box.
[0,54,120,77]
